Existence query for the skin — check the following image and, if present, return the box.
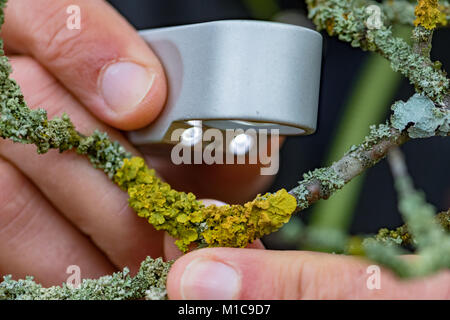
[166,247,450,299]
[0,0,448,299]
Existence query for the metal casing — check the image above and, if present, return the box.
[129,20,322,145]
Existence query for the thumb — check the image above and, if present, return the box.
[167,248,450,299]
[3,0,167,130]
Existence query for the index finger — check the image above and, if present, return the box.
[2,0,167,130]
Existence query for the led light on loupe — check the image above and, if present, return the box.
[181,127,202,146]
[229,133,254,155]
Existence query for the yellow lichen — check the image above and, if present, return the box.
[200,189,298,248]
[114,157,298,252]
[414,0,447,30]
[114,157,205,252]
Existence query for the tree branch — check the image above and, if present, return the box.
[306,0,449,105]
[289,125,409,212]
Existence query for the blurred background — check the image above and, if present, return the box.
[107,0,450,250]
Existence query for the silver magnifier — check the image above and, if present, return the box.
[128,20,322,150]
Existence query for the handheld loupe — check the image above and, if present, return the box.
[128,20,322,150]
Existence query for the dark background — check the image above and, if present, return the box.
[107,0,449,247]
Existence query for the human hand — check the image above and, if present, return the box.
[165,201,450,300]
[166,247,450,299]
[0,0,273,286]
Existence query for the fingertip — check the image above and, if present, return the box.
[199,199,228,207]
[167,248,243,300]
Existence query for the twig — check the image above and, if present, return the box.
[412,25,433,58]
[373,209,450,246]
[306,0,449,105]
[289,125,409,212]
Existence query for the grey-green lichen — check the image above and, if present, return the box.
[412,25,434,59]
[363,122,393,148]
[290,122,405,212]
[373,224,413,246]
[344,123,393,160]
[290,167,345,210]
[372,210,449,247]
[77,130,132,179]
[0,44,131,178]
[302,168,346,191]
[372,30,449,104]
[287,0,449,232]
[0,5,79,153]
[0,62,79,154]
[391,93,450,138]
[0,257,172,300]
[288,0,450,276]
[306,0,449,104]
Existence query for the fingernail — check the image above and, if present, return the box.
[199,199,228,207]
[100,61,155,113]
[180,258,241,300]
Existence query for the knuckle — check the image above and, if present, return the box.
[36,18,84,64]
[26,1,76,59]
[290,256,312,299]
[287,255,349,299]
[266,256,309,299]
[27,3,119,87]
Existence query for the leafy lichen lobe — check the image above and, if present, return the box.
[391,93,450,138]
